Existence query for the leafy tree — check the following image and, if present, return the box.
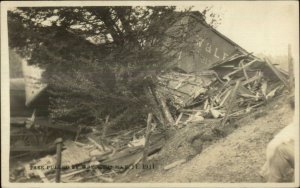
[9,49,23,78]
[8,6,218,130]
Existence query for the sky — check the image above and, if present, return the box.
[188,1,299,59]
[4,1,299,59]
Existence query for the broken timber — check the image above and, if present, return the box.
[153,88,175,126]
[143,113,153,163]
[220,80,241,128]
[265,58,289,88]
[144,86,166,127]
[222,59,257,80]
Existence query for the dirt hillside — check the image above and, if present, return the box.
[127,95,295,182]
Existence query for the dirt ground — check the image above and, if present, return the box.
[10,94,295,183]
[122,94,295,183]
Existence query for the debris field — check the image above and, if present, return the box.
[10,52,293,183]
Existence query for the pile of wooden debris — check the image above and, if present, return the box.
[11,118,166,182]
[10,54,292,183]
[158,54,290,128]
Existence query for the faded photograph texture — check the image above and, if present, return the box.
[2,1,299,186]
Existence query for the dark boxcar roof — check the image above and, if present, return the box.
[190,11,249,54]
[165,11,251,73]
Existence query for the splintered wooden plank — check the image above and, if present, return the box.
[220,80,241,128]
[175,112,183,125]
[157,71,216,109]
[240,60,249,80]
[154,89,175,125]
[87,137,105,151]
[219,88,232,107]
[101,146,144,166]
[164,159,186,170]
[222,59,257,79]
[265,58,289,88]
[241,73,263,86]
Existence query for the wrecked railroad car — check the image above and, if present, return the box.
[164,11,250,73]
[157,11,290,124]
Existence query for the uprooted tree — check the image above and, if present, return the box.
[8,6,220,133]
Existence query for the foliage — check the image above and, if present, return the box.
[9,49,23,78]
[8,6,219,129]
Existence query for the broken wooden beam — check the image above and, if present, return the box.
[122,155,143,176]
[220,80,241,128]
[73,141,86,147]
[265,58,289,88]
[99,115,110,151]
[240,60,249,80]
[143,86,166,127]
[241,73,263,86]
[164,159,186,171]
[175,112,183,126]
[222,59,257,79]
[102,115,110,137]
[219,88,232,107]
[153,89,175,126]
[87,137,105,151]
[228,102,265,117]
[74,126,82,142]
[101,134,165,167]
[61,169,86,179]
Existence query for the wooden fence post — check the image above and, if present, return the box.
[143,113,153,164]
